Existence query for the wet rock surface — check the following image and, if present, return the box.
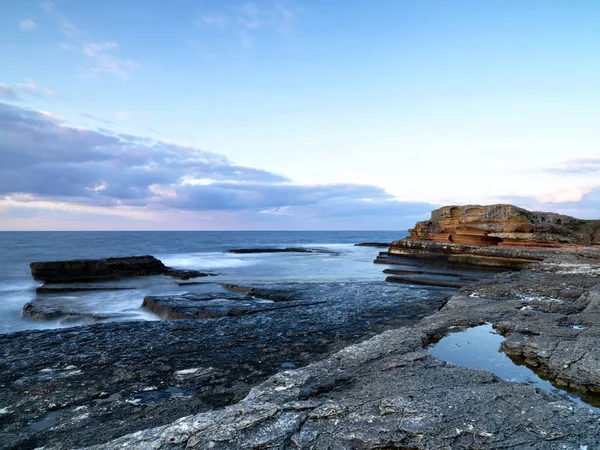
[220,283,300,302]
[142,294,323,320]
[30,256,212,283]
[0,280,451,449]
[22,301,127,324]
[83,251,600,449]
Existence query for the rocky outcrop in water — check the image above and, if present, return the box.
[226,248,338,255]
[385,204,600,270]
[30,256,211,283]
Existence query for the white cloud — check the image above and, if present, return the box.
[115,111,130,119]
[7,80,59,98]
[536,186,593,204]
[81,41,140,78]
[196,15,227,30]
[19,19,36,31]
[41,3,139,78]
[194,1,300,48]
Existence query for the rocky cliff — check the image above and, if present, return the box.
[386,204,600,269]
[409,204,597,247]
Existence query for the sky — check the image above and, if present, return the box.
[0,0,599,230]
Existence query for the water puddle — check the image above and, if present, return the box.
[429,323,600,413]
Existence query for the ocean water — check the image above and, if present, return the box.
[0,231,407,334]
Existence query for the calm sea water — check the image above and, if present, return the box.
[0,231,406,334]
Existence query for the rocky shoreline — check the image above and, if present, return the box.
[2,204,600,449]
[84,250,600,449]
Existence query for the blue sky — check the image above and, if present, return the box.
[1,0,599,230]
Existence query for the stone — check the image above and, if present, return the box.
[408,204,599,247]
[29,256,213,283]
[226,247,338,255]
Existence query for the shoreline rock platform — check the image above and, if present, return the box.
[3,204,600,448]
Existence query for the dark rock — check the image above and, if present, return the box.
[141,294,323,320]
[164,268,215,280]
[30,256,214,283]
[354,242,391,248]
[220,283,299,302]
[30,255,167,283]
[226,247,338,255]
[385,275,467,288]
[22,302,121,323]
[0,281,450,449]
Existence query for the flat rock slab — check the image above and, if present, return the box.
[142,294,324,320]
[220,283,299,302]
[30,256,212,283]
[22,301,129,325]
[354,242,391,248]
[226,247,338,255]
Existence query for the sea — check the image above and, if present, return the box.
[0,230,407,335]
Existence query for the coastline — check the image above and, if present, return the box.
[2,214,600,448]
[86,249,600,449]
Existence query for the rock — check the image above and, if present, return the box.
[0,280,450,449]
[354,242,391,248]
[220,284,299,302]
[87,305,600,449]
[388,239,545,269]
[226,247,338,255]
[22,302,123,324]
[385,275,467,288]
[409,204,599,246]
[164,268,215,280]
[30,256,213,283]
[141,294,324,320]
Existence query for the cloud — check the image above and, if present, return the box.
[0,101,435,229]
[546,156,600,175]
[194,1,300,48]
[0,84,21,101]
[1,80,60,99]
[82,42,139,78]
[80,113,115,125]
[115,111,130,119]
[42,3,139,78]
[196,15,227,30]
[19,19,36,31]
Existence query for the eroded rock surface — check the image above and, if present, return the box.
[82,251,600,449]
[409,204,599,246]
[0,281,450,449]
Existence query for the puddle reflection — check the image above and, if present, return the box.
[429,323,599,414]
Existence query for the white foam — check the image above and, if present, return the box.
[158,252,254,270]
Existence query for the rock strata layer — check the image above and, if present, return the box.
[30,256,210,283]
[409,204,598,246]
